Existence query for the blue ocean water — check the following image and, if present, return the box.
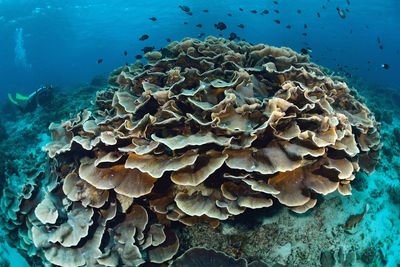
[0,0,399,102]
[0,0,399,266]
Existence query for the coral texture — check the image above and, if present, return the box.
[26,36,380,266]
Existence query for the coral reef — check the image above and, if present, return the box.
[1,37,382,266]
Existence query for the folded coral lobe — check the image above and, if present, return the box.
[39,36,380,266]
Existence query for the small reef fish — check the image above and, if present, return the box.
[343,204,369,233]
[304,24,308,28]
[166,38,171,42]
[274,19,280,24]
[97,59,103,64]
[227,13,232,17]
[214,22,227,30]
[203,9,208,13]
[184,22,188,24]
[382,64,390,70]
[347,0,350,4]
[261,10,269,15]
[286,25,291,29]
[297,9,302,14]
[317,12,321,18]
[273,1,278,4]
[239,8,243,11]
[302,32,308,36]
[149,17,157,21]
[238,24,245,28]
[301,47,312,54]
[196,24,202,28]
[250,10,257,14]
[336,8,346,18]
[135,55,143,59]
[377,37,381,44]
[229,32,237,40]
[139,34,149,41]
[274,9,279,14]
[179,5,190,12]
[124,51,128,56]
[198,33,205,38]
[141,46,155,53]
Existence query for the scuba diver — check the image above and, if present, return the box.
[8,85,54,113]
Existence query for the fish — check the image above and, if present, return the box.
[261,9,269,15]
[336,8,346,18]
[239,8,243,11]
[302,32,307,36]
[218,33,223,37]
[139,34,149,41]
[135,55,143,59]
[184,22,188,24]
[286,25,291,29]
[317,12,321,18]
[166,38,171,42]
[227,13,232,16]
[238,24,245,28]
[97,59,103,64]
[149,17,157,21]
[347,0,350,4]
[273,1,278,4]
[343,205,369,231]
[345,8,349,12]
[274,19,280,24]
[179,5,190,12]
[250,10,257,14]
[274,9,279,13]
[186,11,193,15]
[304,24,308,28]
[141,46,155,53]
[379,45,383,50]
[196,24,202,28]
[297,9,302,14]
[377,37,381,43]
[198,33,205,38]
[124,51,128,56]
[229,32,237,40]
[203,9,208,13]
[301,48,312,55]
[214,22,227,30]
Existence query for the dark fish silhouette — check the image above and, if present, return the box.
[239,8,243,11]
[186,11,193,15]
[297,9,301,14]
[382,64,389,70]
[184,22,188,24]
[97,59,103,64]
[238,24,245,28]
[149,17,157,21]
[196,24,202,28]
[317,12,321,18]
[345,8,349,12]
[198,33,205,38]
[218,33,223,37]
[302,32,307,36]
[304,24,308,28]
[139,34,149,41]
[214,22,227,30]
[274,9,279,13]
[203,9,208,13]
[261,10,269,15]
[347,0,350,5]
[229,32,237,40]
[301,48,308,55]
[228,13,232,16]
[179,5,190,12]
[250,10,257,14]
[124,51,128,56]
[377,37,381,43]
[286,25,291,29]
[322,5,326,9]
[336,8,346,18]
[379,45,383,50]
[141,46,155,53]
[274,19,280,24]
[136,55,143,59]
[166,38,171,42]
[274,1,278,4]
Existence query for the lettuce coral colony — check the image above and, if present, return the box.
[2,37,381,266]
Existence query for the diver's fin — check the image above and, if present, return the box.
[8,93,19,105]
[15,93,30,101]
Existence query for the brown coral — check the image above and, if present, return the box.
[38,36,380,265]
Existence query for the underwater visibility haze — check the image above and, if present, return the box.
[0,0,399,266]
